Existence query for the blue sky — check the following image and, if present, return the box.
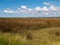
[0,0,60,17]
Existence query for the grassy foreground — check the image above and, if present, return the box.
[0,18,60,45]
[0,27,60,45]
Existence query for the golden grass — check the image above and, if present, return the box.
[0,18,60,33]
[0,27,60,45]
[0,18,60,45]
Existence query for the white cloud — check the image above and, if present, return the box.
[21,5,27,10]
[49,6,57,11]
[43,2,54,6]
[4,8,14,13]
[28,8,32,11]
[43,2,51,6]
[3,5,60,16]
[26,8,32,13]
[35,7,41,11]
[42,6,48,11]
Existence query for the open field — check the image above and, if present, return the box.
[0,18,60,45]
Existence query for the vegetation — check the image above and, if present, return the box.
[0,18,60,45]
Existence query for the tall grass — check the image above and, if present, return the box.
[0,18,60,45]
[0,27,60,45]
[0,18,60,33]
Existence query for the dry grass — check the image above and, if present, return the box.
[0,27,60,45]
[0,18,60,45]
[0,18,60,33]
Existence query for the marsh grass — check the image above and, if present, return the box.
[0,27,60,45]
[0,18,60,45]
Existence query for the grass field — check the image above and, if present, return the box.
[0,18,60,45]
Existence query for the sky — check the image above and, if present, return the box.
[0,0,60,17]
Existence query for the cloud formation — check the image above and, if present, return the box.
[4,8,14,13]
[3,2,60,16]
[43,2,53,6]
